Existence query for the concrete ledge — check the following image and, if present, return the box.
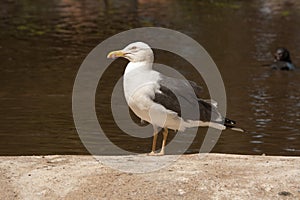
[1,154,299,199]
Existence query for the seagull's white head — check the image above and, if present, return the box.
[107,42,153,63]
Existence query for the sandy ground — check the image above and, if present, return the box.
[0,153,299,200]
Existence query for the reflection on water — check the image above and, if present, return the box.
[0,0,300,155]
[247,68,300,154]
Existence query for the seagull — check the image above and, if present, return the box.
[107,42,242,155]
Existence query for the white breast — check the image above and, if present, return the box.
[123,61,192,131]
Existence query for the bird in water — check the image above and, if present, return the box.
[107,42,243,155]
[271,47,295,70]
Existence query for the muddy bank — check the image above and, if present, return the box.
[0,154,299,199]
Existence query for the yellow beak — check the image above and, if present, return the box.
[107,50,125,59]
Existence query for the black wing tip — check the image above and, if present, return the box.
[225,118,236,125]
[224,118,245,132]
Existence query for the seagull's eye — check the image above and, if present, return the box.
[131,46,137,50]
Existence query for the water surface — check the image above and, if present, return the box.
[0,0,300,155]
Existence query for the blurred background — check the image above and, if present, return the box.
[0,0,299,156]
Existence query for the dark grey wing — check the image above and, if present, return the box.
[188,80,203,98]
[157,74,203,97]
[152,74,223,123]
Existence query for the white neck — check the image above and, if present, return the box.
[124,61,153,75]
